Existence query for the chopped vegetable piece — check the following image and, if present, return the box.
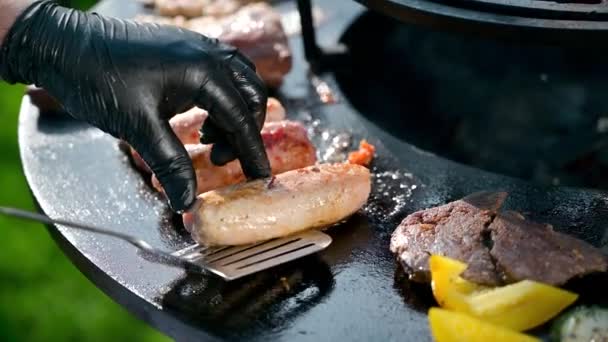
[429,308,540,342]
[348,140,375,166]
[551,306,608,342]
[468,280,578,331]
[430,255,486,311]
[430,255,578,331]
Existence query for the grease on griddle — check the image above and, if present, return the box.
[310,75,337,104]
[303,114,419,221]
[304,117,354,163]
[393,267,435,313]
[364,168,419,222]
[280,277,291,291]
[321,133,352,163]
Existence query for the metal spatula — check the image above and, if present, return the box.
[0,206,332,281]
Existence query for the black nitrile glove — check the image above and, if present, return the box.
[0,0,270,212]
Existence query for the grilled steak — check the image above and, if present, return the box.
[390,192,506,285]
[490,211,608,285]
[187,3,292,87]
[154,0,257,18]
[390,192,608,286]
[154,0,203,18]
[134,3,292,87]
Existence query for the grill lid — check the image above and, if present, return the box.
[353,0,608,43]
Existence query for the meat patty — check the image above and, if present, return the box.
[390,192,608,286]
[152,120,317,195]
[184,163,372,246]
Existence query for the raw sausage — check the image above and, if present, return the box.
[151,120,317,195]
[129,97,286,173]
[169,97,285,145]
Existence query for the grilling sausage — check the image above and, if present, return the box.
[130,97,286,173]
[169,106,208,145]
[183,163,371,246]
[169,97,285,145]
[152,120,317,195]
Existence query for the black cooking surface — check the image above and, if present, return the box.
[18,0,608,341]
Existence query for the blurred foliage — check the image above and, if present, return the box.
[0,0,170,341]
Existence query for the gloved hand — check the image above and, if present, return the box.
[0,0,270,212]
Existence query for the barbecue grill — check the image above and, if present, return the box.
[18,0,608,341]
[354,0,608,43]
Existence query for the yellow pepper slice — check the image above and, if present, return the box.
[429,307,540,342]
[467,280,578,331]
[429,255,578,331]
[429,255,487,311]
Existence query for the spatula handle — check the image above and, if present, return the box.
[0,206,203,272]
[0,206,150,249]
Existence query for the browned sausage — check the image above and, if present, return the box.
[184,163,371,245]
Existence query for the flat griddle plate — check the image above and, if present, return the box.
[18,0,608,341]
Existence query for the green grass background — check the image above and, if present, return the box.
[0,1,170,341]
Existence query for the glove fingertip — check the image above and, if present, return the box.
[199,121,221,144]
[210,142,237,166]
[132,120,198,213]
[156,159,197,213]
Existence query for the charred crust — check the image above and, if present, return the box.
[481,212,506,285]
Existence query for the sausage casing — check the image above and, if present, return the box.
[184,163,371,246]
